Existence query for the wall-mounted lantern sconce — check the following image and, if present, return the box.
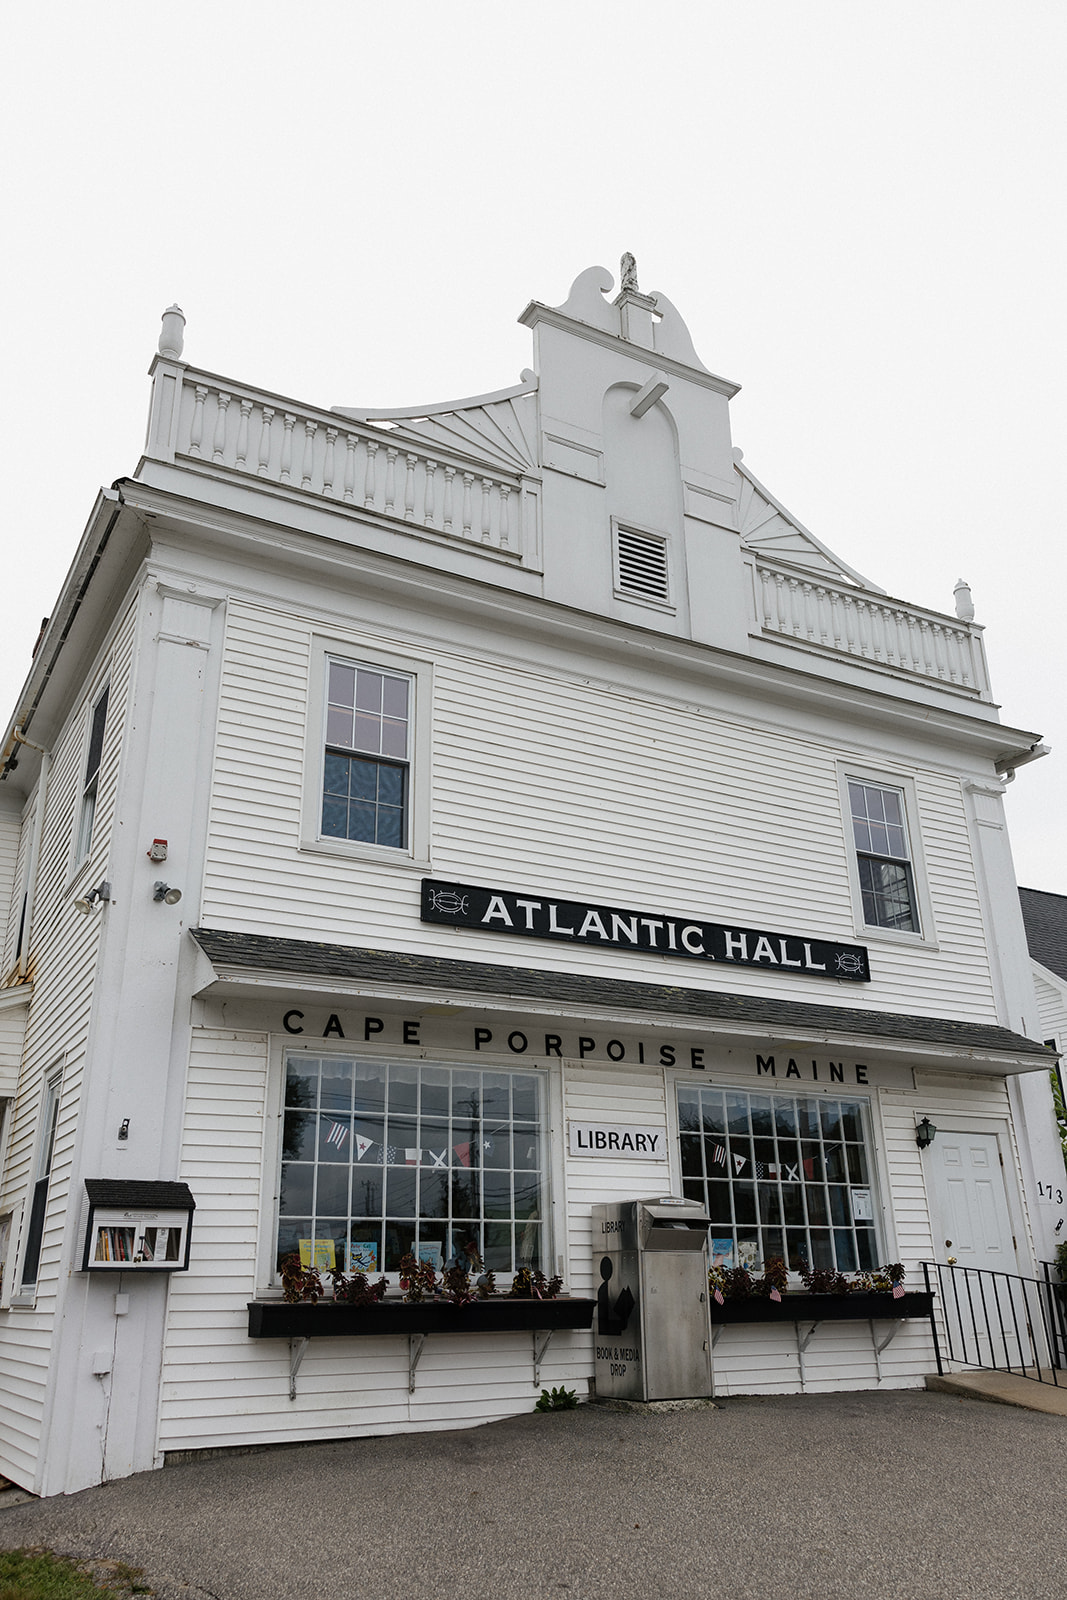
[74,881,111,915]
[153,882,182,905]
[915,1117,937,1150]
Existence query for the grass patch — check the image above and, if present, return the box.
[0,1549,152,1599]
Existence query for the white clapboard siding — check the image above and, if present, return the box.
[564,1062,670,1297]
[158,1026,591,1452]
[1033,971,1067,1044]
[0,599,138,1490]
[202,601,997,1025]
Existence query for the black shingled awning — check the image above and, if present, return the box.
[190,927,1052,1067]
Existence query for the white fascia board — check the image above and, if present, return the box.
[334,373,538,422]
[518,302,741,398]
[1031,958,1067,1005]
[123,476,1042,772]
[192,964,1045,1076]
[0,489,145,776]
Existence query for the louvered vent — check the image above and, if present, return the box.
[616,527,670,601]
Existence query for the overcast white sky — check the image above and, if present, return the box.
[2,2,1064,888]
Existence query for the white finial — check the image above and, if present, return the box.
[159,304,186,360]
[953,578,974,621]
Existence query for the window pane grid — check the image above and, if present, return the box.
[323,660,411,848]
[847,779,918,932]
[279,1058,545,1276]
[678,1086,877,1275]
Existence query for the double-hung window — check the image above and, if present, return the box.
[321,659,411,849]
[76,685,109,861]
[276,1055,546,1280]
[678,1083,880,1275]
[847,779,918,933]
[21,1074,61,1291]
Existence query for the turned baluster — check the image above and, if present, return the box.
[280,414,296,482]
[236,399,253,468]
[404,454,418,520]
[385,447,398,513]
[364,440,379,506]
[258,407,274,476]
[480,479,492,542]
[300,420,318,489]
[424,460,437,526]
[190,385,208,456]
[462,473,474,536]
[323,427,338,497]
[343,435,358,503]
[499,486,511,547]
[443,466,455,530]
[213,392,230,463]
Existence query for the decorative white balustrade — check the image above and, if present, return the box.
[753,559,990,697]
[148,366,525,558]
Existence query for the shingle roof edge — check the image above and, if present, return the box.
[190,929,1049,1059]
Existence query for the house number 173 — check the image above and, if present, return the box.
[1037,1180,1064,1204]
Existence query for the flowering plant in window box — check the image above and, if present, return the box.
[707,1257,930,1323]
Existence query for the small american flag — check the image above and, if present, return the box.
[769,1287,782,1303]
[713,1287,725,1305]
[892,1283,905,1299]
[325,1121,348,1148]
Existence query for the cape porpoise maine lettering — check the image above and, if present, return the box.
[0,259,1058,1500]
[422,878,871,980]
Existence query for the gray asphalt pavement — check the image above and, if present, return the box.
[0,1390,1063,1600]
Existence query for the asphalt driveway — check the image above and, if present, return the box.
[0,1390,1063,1600]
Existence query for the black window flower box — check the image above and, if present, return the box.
[708,1291,933,1324]
[247,1296,596,1340]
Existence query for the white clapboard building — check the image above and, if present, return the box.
[0,262,1059,1495]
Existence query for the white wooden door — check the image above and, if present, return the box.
[925,1131,1028,1370]
[926,1132,1016,1271]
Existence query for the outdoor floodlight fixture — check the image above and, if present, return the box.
[74,881,111,915]
[153,882,182,905]
[915,1117,937,1150]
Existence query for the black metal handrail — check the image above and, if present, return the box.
[923,1261,1066,1388]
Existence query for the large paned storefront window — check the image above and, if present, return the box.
[278,1056,546,1278]
[678,1085,879,1273]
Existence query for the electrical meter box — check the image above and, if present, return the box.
[592,1196,712,1401]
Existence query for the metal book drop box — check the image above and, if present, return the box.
[592,1197,712,1402]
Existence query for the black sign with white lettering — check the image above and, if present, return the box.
[421,879,870,982]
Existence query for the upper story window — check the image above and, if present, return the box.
[76,684,109,861]
[20,1072,61,1292]
[847,779,918,933]
[322,660,411,849]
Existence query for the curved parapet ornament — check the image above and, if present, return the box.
[552,265,617,332]
[649,290,710,373]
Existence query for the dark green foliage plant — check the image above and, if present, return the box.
[534,1386,578,1412]
[1050,1069,1067,1176]
[1055,1240,1067,1284]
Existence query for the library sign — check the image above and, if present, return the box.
[421,879,870,983]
